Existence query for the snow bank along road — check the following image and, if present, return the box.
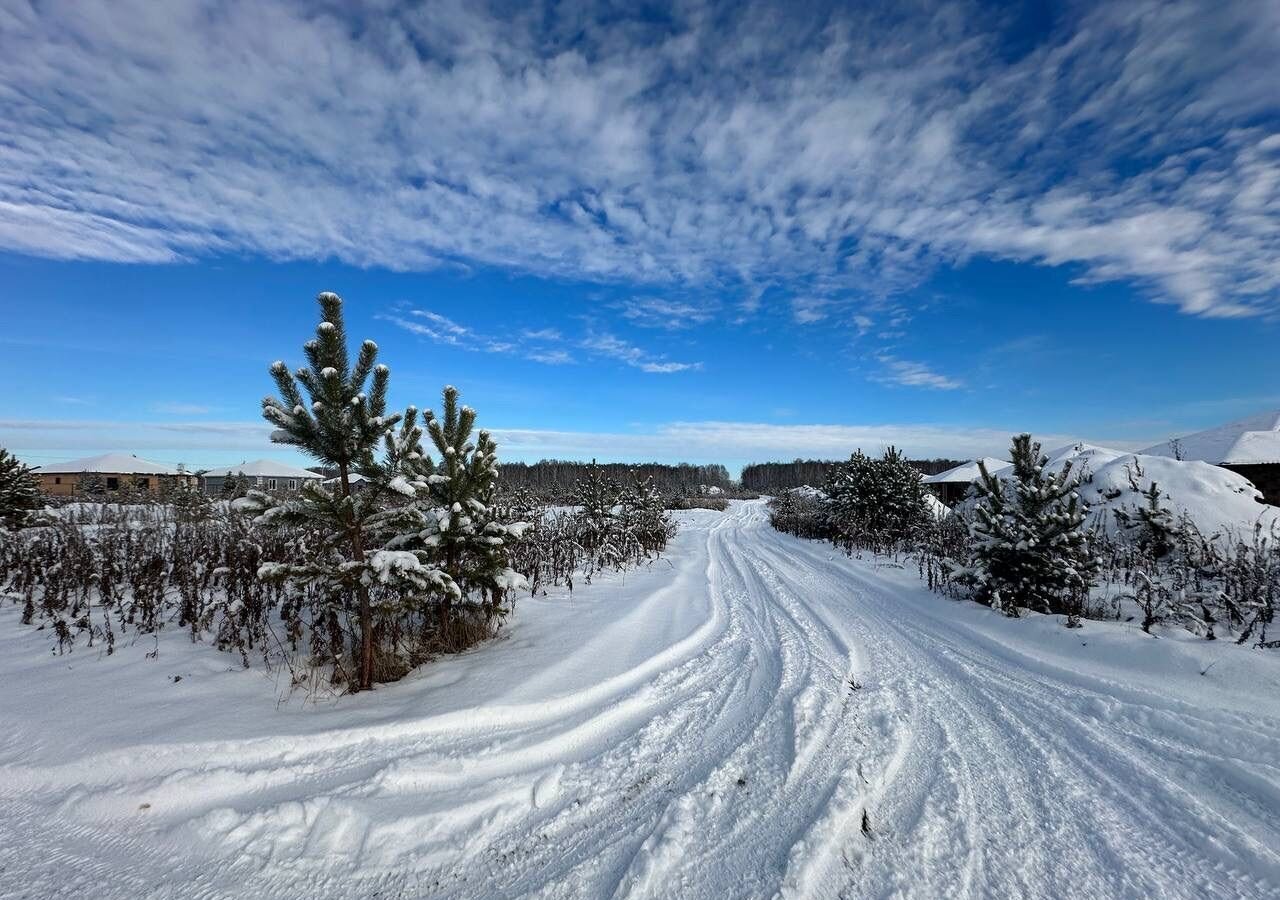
[3,499,1280,899]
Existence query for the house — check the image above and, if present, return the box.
[202,459,323,496]
[922,457,1012,505]
[322,472,373,492]
[32,452,197,497]
[1143,410,1280,505]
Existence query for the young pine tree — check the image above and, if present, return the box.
[1112,463,1179,560]
[961,434,1099,622]
[825,447,928,551]
[417,386,528,630]
[221,470,247,499]
[244,291,451,690]
[0,448,41,530]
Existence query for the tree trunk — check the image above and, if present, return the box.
[338,459,374,691]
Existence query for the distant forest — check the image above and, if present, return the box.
[740,458,964,493]
[499,460,736,499]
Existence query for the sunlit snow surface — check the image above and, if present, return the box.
[2,501,1279,898]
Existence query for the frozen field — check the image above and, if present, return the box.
[2,499,1279,899]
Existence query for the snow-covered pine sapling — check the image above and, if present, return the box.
[416,386,529,633]
[959,434,1099,621]
[1113,460,1179,560]
[221,470,247,499]
[823,446,929,553]
[77,470,107,498]
[0,447,42,531]
[245,291,426,691]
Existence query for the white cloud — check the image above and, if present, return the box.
[874,355,963,390]
[620,297,715,329]
[2,416,1152,468]
[0,1,1276,317]
[791,298,829,324]
[380,309,548,358]
[580,332,700,373]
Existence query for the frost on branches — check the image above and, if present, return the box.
[956,434,1099,623]
[238,292,528,690]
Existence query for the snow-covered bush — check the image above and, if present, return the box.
[767,486,833,541]
[499,468,678,595]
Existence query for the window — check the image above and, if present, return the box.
[54,477,61,485]
[266,478,278,490]
[106,477,119,490]
[287,479,297,490]
[137,478,150,489]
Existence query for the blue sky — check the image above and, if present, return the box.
[1,0,1278,475]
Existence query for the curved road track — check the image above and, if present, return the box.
[3,500,1279,898]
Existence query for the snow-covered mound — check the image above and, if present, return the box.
[786,485,829,501]
[1044,442,1129,477]
[1080,452,1280,538]
[960,444,1279,538]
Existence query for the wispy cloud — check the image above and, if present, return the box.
[380,310,524,357]
[581,333,701,374]
[791,298,829,325]
[0,1,1275,318]
[620,297,715,329]
[874,355,963,391]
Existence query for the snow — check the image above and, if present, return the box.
[944,443,1280,538]
[1080,453,1280,536]
[2,500,1279,898]
[924,492,950,519]
[922,457,1011,484]
[386,475,416,496]
[1144,409,1280,465]
[32,452,188,476]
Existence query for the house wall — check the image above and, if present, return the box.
[926,482,972,506]
[1222,464,1280,507]
[202,474,314,496]
[37,473,196,497]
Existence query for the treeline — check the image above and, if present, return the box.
[742,457,963,493]
[499,460,736,500]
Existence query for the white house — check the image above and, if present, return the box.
[202,459,322,495]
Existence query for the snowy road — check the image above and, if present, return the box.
[3,499,1280,898]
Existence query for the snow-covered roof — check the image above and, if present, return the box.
[324,473,369,484]
[204,459,321,479]
[922,458,1011,484]
[33,452,188,476]
[1142,410,1280,466]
